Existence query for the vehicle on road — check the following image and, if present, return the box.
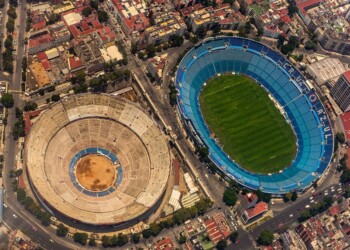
[305,205,310,208]
[289,214,293,217]
[13,214,17,218]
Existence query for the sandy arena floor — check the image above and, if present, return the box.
[75,155,116,191]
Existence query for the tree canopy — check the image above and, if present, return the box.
[56,223,69,237]
[73,232,88,245]
[97,10,109,23]
[82,7,92,17]
[1,93,14,108]
[216,239,227,250]
[257,230,274,246]
[223,188,237,206]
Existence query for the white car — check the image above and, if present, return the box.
[305,205,310,208]
[289,214,294,217]
[310,200,315,203]
[309,197,314,200]
[324,192,328,196]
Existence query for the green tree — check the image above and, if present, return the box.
[178,235,186,244]
[138,51,145,59]
[73,232,88,245]
[149,222,162,236]
[195,146,209,161]
[1,93,14,108]
[287,0,298,17]
[101,235,111,247]
[17,188,27,202]
[88,238,97,247]
[41,212,52,226]
[56,223,69,237]
[169,35,184,47]
[47,13,60,24]
[97,10,109,22]
[305,40,317,51]
[291,191,298,201]
[299,209,311,222]
[116,233,128,246]
[257,230,274,246]
[82,7,92,17]
[132,233,140,244]
[344,186,350,198]
[229,231,239,243]
[71,71,86,85]
[131,42,138,54]
[195,26,207,39]
[51,94,61,102]
[340,169,350,184]
[254,190,271,203]
[223,188,237,206]
[4,37,13,50]
[23,101,38,112]
[7,7,17,19]
[146,44,156,58]
[142,228,152,239]
[336,133,345,144]
[216,239,227,250]
[283,192,292,202]
[90,0,99,9]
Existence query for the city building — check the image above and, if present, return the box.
[298,0,350,55]
[28,21,71,55]
[154,237,175,250]
[306,57,348,86]
[296,200,350,250]
[185,4,246,33]
[147,54,167,83]
[204,212,231,244]
[241,192,258,209]
[241,201,268,224]
[280,229,307,250]
[72,35,105,74]
[145,11,186,45]
[111,0,150,36]
[68,16,116,44]
[331,70,350,112]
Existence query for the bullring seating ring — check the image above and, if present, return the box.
[25,94,170,225]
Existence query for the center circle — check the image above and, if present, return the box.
[75,154,116,192]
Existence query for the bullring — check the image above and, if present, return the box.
[25,94,170,225]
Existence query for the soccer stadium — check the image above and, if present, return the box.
[175,37,333,194]
[24,94,170,225]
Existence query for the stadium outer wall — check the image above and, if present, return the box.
[26,168,167,230]
[175,36,334,195]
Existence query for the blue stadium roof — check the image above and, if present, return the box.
[175,37,333,194]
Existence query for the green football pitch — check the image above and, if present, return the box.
[199,74,296,174]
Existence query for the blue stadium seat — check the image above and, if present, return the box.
[175,37,332,194]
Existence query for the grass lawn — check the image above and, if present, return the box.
[199,74,296,174]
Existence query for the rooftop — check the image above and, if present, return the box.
[246,201,268,218]
[343,70,350,83]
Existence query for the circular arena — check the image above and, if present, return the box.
[175,37,333,194]
[25,94,170,225]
